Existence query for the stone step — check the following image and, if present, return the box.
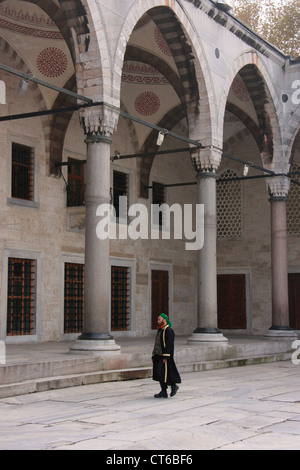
[0,352,291,399]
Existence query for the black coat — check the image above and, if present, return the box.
[152,325,181,386]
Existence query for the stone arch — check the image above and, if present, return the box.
[223,128,251,153]
[116,0,215,195]
[287,126,300,236]
[49,74,78,174]
[16,0,113,172]
[125,45,185,104]
[225,102,261,149]
[119,101,141,156]
[285,109,300,166]
[145,6,200,116]
[0,35,51,161]
[139,105,188,197]
[117,0,215,134]
[16,0,75,53]
[289,125,300,166]
[21,0,89,58]
[21,0,109,102]
[220,51,283,168]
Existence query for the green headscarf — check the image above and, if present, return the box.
[160,313,172,327]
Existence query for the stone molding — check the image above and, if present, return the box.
[80,104,119,137]
[267,175,290,199]
[190,145,222,173]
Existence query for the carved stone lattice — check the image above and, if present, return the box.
[287,163,300,236]
[217,169,243,240]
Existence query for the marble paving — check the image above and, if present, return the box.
[0,361,300,450]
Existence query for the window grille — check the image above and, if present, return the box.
[217,169,243,240]
[111,266,130,331]
[113,171,128,218]
[11,142,34,201]
[152,181,165,226]
[151,269,169,330]
[287,163,300,236]
[7,258,36,336]
[64,263,84,333]
[67,158,85,207]
[152,182,165,205]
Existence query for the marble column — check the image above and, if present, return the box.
[188,147,227,344]
[70,106,121,354]
[265,177,296,338]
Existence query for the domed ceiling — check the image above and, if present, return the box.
[0,0,258,151]
[0,0,73,108]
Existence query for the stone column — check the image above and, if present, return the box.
[265,177,296,338]
[70,105,121,355]
[0,340,5,365]
[188,147,227,344]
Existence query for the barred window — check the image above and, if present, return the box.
[111,266,130,331]
[64,263,84,333]
[152,181,165,226]
[217,169,243,240]
[287,163,300,236]
[151,269,169,330]
[113,171,128,218]
[11,142,34,201]
[67,158,85,207]
[7,258,36,336]
[152,181,165,206]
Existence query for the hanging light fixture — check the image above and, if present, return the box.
[156,131,165,147]
[243,165,249,176]
[17,78,29,96]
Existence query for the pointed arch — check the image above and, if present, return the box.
[0,36,52,165]
[285,107,300,166]
[17,0,83,57]
[289,125,300,167]
[116,0,216,137]
[49,74,78,174]
[116,0,216,195]
[220,51,283,168]
[16,0,113,172]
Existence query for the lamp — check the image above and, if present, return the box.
[156,131,165,146]
[17,78,29,96]
[243,165,249,176]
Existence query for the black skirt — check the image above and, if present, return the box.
[152,355,181,385]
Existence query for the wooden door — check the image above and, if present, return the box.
[288,273,300,330]
[217,274,247,329]
[151,270,169,329]
[67,158,85,207]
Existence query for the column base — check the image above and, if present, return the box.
[264,326,298,339]
[187,328,228,345]
[70,333,121,355]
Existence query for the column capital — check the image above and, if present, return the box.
[267,175,290,201]
[190,145,222,173]
[80,103,119,137]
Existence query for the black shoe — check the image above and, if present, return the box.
[154,390,168,398]
[170,385,179,397]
